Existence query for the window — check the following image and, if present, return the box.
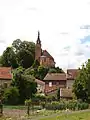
[49,82,52,87]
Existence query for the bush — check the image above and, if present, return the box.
[4,87,19,105]
[45,100,89,111]
[32,94,46,102]
[45,101,66,110]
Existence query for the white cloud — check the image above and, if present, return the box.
[0,0,90,68]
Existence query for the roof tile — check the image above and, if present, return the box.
[44,73,66,81]
[0,67,12,80]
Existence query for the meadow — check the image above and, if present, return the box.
[0,106,90,120]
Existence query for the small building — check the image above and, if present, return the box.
[35,79,45,94]
[0,67,12,88]
[43,73,66,95]
[66,69,79,89]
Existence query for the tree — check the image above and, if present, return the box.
[37,65,49,80]
[4,87,19,105]
[0,47,18,68]
[17,41,35,68]
[73,64,88,102]
[48,67,64,73]
[32,60,40,68]
[48,68,57,73]
[12,67,37,103]
[12,39,22,53]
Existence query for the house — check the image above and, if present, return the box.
[66,69,79,88]
[0,67,12,88]
[35,31,55,68]
[43,73,66,95]
[35,79,45,94]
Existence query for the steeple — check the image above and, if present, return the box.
[37,31,41,44]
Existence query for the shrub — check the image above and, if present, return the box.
[3,87,19,105]
[45,100,89,111]
[32,94,46,102]
[45,101,66,110]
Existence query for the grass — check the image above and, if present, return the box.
[1,105,90,120]
[3,105,26,110]
[40,111,90,120]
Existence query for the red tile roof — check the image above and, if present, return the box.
[44,73,67,81]
[0,67,12,80]
[35,79,45,85]
[67,69,79,79]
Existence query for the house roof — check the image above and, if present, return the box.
[60,88,73,98]
[44,73,67,81]
[67,69,79,79]
[42,50,54,61]
[0,67,12,80]
[35,79,45,85]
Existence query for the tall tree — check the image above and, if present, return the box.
[12,39,22,53]
[12,67,37,103]
[17,41,35,68]
[73,64,88,102]
[0,47,18,68]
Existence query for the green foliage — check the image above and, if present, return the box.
[12,39,22,53]
[48,67,64,73]
[73,60,90,102]
[0,47,18,68]
[45,101,66,110]
[37,65,49,80]
[16,41,35,68]
[32,94,46,102]
[24,65,48,80]
[32,60,40,68]
[12,67,37,104]
[45,100,89,110]
[0,39,35,69]
[57,88,60,101]
[3,87,19,105]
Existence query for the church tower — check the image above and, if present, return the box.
[35,31,42,62]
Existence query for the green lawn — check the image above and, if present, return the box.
[40,111,90,120]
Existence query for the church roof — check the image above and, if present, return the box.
[42,50,54,61]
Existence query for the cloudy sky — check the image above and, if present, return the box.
[0,0,90,69]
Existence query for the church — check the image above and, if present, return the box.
[35,31,55,67]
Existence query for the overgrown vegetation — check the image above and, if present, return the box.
[73,59,90,102]
[44,100,89,110]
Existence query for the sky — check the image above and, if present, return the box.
[0,0,90,69]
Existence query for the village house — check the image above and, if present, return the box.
[43,69,79,97]
[43,73,66,95]
[0,67,12,88]
[35,31,55,68]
